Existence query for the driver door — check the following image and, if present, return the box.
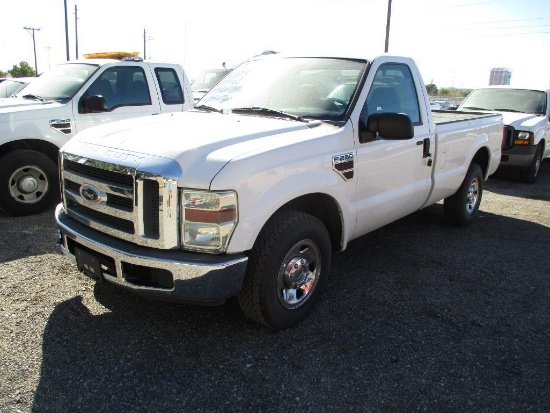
[353,61,434,237]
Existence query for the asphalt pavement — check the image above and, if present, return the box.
[1,160,549,413]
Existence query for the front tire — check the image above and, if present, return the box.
[238,211,332,329]
[444,163,483,226]
[520,144,543,184]
[0,150,59,216]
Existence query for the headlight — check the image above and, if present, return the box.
[181,190,238,253]
[514,131,534,145]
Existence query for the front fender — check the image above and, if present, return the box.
[218,168,356,254]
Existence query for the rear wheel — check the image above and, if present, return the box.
[520,144,543,184]
[0,150,59,216]
[238,211,332,329]
[444,163,483,226]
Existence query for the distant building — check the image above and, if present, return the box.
[489,68,512,85]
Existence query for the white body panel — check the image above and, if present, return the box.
[60,55,503,254]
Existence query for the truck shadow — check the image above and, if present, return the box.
[32,207,550,412]
[485,158,550,201]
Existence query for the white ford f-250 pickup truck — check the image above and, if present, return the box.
[0,52,193,216]
[55,54,503,329]
[458,86,550,183]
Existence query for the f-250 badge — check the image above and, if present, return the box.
[332,153,354,181]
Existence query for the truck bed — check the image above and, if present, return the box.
[432,110,498,125]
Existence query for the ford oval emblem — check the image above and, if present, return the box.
[80,184,105,204]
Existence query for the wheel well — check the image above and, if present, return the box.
[0,139,60,165]
[279,193,343,252]
[471,147,490,177]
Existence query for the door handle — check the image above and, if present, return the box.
[422,138,432,158]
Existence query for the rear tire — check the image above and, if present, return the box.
[520,144,543,184]
[444,163,483,226]
[238,211,332,329]
[0,150,59,216]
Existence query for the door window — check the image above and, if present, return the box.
[83,66,151,111]
[364,63,421,125]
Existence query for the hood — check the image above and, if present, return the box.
[0,97,57,113]
[63,111,329,187]
[459,106,545,131]
[500,112,546,130]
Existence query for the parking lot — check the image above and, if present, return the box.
[1,160,549,413]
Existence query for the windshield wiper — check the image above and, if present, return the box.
[193,104,223,113]
[231,107,306,122]
[461,106,489,111]
[491,108,525,113]
[21,94,46,102]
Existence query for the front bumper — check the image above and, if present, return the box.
[55,204,248,305]
[500,144,538,170]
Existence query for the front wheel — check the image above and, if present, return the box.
[444,163,483,226]
[0,150,59,216]
[238,211,332,329]
[520,144,543,184]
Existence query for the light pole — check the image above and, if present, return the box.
[45,46,53,69]
[143,29,154,60]
[23,26,41,75]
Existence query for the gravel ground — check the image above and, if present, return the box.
[1,160,549,413]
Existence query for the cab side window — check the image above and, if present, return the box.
[155,68,184,104]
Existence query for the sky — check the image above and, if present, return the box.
[2,0,550,89]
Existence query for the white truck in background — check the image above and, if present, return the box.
[458,86,550,183]
[0,53,193,216]
[191,66,231,103]
[56,54,503,329]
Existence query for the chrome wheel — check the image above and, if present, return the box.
[444,163,483,226]
[277,239,322,310]
[9,165,49,204]
[238,211,331,329]
[465,177,480,215]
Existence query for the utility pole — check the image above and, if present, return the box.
[64,0,70,60]
[384,0,392,53]
[23,26,41,75]
[74,4,79,59]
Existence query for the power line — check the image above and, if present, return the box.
[417,0,537,11]
[438,16,550,29]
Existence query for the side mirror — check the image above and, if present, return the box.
[366,113,414,140]
[81,95,107,113]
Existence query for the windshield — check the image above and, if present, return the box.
[197,57,368,122]
[13,63,99,101]
[461,88,547,115]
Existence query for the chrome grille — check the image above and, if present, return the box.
[61,152,180,249]
[503,126,514,149]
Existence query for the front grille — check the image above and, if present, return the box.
[61,153,179,249]
[67,199,135,234]
[65,159,134,186]
[503,126,514,149]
